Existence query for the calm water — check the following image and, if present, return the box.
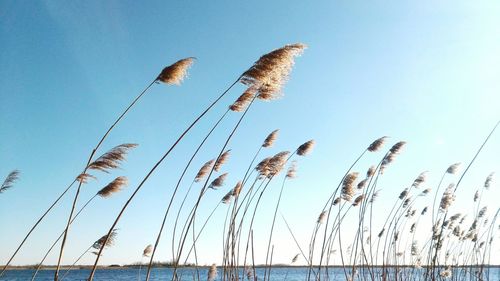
[2,267,499,281]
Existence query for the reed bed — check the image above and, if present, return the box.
[1,44,499,281]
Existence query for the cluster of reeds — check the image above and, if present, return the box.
[1,42,498,281]
[295,122,499,281]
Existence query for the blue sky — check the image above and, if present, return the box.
[1,0,499,267]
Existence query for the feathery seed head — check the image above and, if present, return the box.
[446,163,461,174]
[97,176,127,198]
[214,150,231,172]
[157,57,195,85]
[286,161,297,178]
[232,181,243,197]
[439,185,456,211]
[390,141,406,154]
[341,172,359,201]
[240,43,306,100]
[357,179,367,189]
[143,244,153,257]
[76,173,97,184]
[207,264,217,281]
[195,159,215,182]
[265,151,290,178]
[353,195,365,206]
[209,173,228,189]
[412,171,427,188]
[297,140,315,156]
[262,129,279,148]
[92,229,118,251]
[0,170,20,194]
[367,136,388,152]
[366,166,376,178]
[229,88,256,112]
[221,191,233,204]
[484,172,494,189]
[317,211,327,224]
[87,144,138,173]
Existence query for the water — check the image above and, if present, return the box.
[2,267,499,281]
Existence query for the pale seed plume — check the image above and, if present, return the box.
[262,129,279,148]
[221,191,233,204]
[357,179,367,189]
[209,173,228,189]
[266,151,290,178]
[352,195,365,206]
[143,244,153,257]
[389,141,406,154]
[412,171,427,188]
[317,211,327,224]
[240,43,306,100]
[367,136,388,152]
[255,156,272,178]
[286,161,297,179]
[157,57,195,85]
[76,173,97,184]
[232,181,243,197]
[195,159,215,182]
[297,140,315,156]
[97,176,127,198]
[87,143,138,173]
[446,163,461,174]
[92,229,118,252]
[440,184,456,211]
[214,150,231,172]
[366,166,376,178]
[0,170,20,194]
[484,172,494,189]
[208,263,217,281]
[229,88,256,112]
[341,172,359,201]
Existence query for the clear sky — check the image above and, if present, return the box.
[0,0,499,267]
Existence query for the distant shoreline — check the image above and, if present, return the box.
[4,265,500,270]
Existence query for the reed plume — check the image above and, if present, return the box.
[262,129,279,148]
[143,244,153,257]
[222,191,233,204]
[92,229,118,252]
[87,143,138,173]
[297,140,315,156]
[232,181,243,197]
[291,253,300,263]
[229,88,256,112]
[412,171,427,188]
[265,151,290,178]
[484,172,494,189]
[209,173,228,189]
[341,172,358,201]
[76,173,97,184]
[439,184,456,211]
[214,150,231,172]
[97,177,128,198]
[446,163,461,174]
[0,170,20,194]
[367,136,388,152]
[286,161,298,179]
[240,43,306,100]
[352,195,365,206]
[157,57,195,85]
[207,263,217,281]
[195,159,215,182]
[318,211,328,224]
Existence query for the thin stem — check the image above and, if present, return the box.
[87,78,240,281]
